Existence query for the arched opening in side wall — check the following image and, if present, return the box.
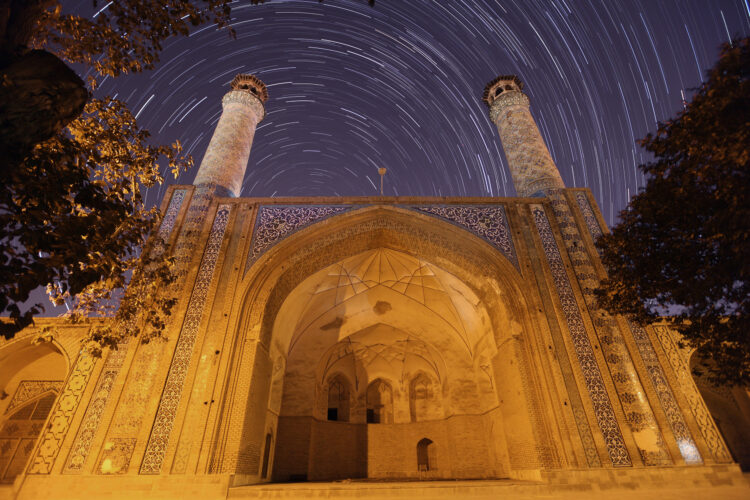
[0,338,67,483]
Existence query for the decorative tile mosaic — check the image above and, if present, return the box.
[172,187,215,277]
[245,205,353,273]
[61,189,187,474]
[64,344,129,473]
[27,353,96,474]
[97,437,137,474]
[545,192,672,466]
[653,325,732,462]
[572,406,601,467]
[415,205,519,270]
[4,381,63,415]
[574,192,603,243]
[531,205,631,467]
[140,204,232,474]
[628,322,702,464]
[157,189,187,242]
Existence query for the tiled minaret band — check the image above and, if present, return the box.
[192,74,267,198]
[483,75,565,197]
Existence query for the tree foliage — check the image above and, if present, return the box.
[1,0,375,346]
[0,97,192,346]
[596,38,750,385]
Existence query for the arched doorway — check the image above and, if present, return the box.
[0,338,67,483]
[417,438,435,472]
[219,207,561,483]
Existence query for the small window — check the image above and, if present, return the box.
[494,87,504,97]
[327,408,338,421]
[327,375,350,422]
[366,408,377,424]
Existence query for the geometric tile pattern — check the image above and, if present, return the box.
[532,205,631,467]
[414,205,519,270]
[245,205,353,273]
[244,203,521,275]
[652,325,733,463]
[157,189,187,242]
[96,437,137,474]
[172,187,216,278]
[489,92,566,197]
[574,192,603,243]
[27,353,96,474]
[4,381,63,415]
[63,344,129,473]
[140,204,232,474]
[572,191,701,464]
[627,322,702,464]
[545,192,672,466]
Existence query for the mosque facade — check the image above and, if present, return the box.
[1,74,748,499]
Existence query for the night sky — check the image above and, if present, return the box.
[79,0,750,226]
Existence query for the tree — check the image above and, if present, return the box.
[1,0,374,347]
[596,37,750,385]
[0,0,249,344]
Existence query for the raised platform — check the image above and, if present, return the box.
[229,477,750,500]
[230,466,750,500]
[3,466,748,499]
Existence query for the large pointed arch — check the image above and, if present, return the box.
[211,205,564,481]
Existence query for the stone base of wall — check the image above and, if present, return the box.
[542,464,746,489]
[10,474,231,500]
[4,466,747,500]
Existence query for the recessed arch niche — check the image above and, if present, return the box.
[0,337,67,483]
[216,207,561,483]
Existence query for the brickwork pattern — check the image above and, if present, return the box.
[64,344,129,473]
[531,205,631,467]
[140,204,232,474]
[173,187,215,278]
[628,322,702,464]
[489,92,565,197]
[27,353,96,474]
[4,381,63,415]
[545,192,672,466]
[415,205,519,270]
[652,325,732,462]
[192,91,264,197]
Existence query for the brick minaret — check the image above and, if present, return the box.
[483,75,565,197]
[192,74,267,197]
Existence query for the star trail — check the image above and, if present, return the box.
[77,0,750,225]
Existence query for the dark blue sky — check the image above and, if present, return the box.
[80,0,749,225]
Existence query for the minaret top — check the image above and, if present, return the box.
[230,74,268,103]
[482,75,524,107]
